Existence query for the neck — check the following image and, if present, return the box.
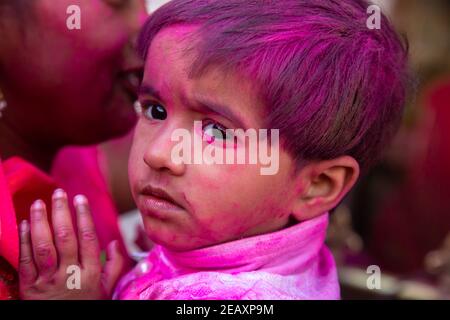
[0,120,59,173]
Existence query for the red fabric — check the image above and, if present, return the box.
[0,158,19,299]
[4,157,59,232]
[0,158,18,269]
[0,157,60,300]
[51,146,125,254]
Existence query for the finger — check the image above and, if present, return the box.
[30,200,58,277]
[51,189,78,266]
[74,195,101,268]
[18,220,37,284]
[102,241,125,296]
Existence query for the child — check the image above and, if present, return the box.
[18,0,409,300]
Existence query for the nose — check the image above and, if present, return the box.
[132,0,148,33]
[121,1,147,72]
[143,125,186,176]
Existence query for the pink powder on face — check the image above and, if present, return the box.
[114,213,339,300]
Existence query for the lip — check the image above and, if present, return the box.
[139,185,184,218]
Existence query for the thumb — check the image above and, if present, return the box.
[102,240,126,297]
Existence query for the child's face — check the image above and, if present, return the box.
[129,26,304,251]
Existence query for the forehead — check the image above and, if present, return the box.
[143,25,266,128]
[146,25,197,76]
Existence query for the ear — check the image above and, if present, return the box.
[291,156,360,221]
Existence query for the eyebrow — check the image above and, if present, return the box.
[139,85,163,101]
[139,84,248,129]
[191,95,248,129]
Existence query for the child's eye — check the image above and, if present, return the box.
[202,121,231,143]
[140,101,168,121]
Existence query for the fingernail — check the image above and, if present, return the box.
[107,241,115,253]
[73,194,88,207]
[108,240,120,257]
[20,220,29,233]
[31,200,45,219]
[52,188,66,200]
[31,199,44,210]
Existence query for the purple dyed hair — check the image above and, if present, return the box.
[138,0,411,172]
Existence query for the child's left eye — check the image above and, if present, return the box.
[202,122,230,143]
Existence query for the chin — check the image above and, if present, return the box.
[109,116,137,139]
[101,87,139,136]
[103,109,137,139]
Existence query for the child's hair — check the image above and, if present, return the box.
[138,0,411,172]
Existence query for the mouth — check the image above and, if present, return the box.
[139,185,184,218]
[118,68,143,103]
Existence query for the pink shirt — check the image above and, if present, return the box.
[114,213,339,300]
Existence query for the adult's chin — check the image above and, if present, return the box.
[104,107,138,140]
[95,92,138,142]
[64,110,137,146]
[102,83,139,138]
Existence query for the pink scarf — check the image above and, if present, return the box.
[114,213,339,300]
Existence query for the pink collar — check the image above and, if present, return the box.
[159,213,330,275]
[115,213,339,299]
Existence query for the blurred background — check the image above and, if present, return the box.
[327,0,450,299]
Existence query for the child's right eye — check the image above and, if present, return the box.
[140,101,168,121]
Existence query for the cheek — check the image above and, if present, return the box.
[198,162,294,211]
[127,149,140,187]
[185,164,272,220]
[40,1,127,71]
[128,127,147,183]
[189,164,250,198]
